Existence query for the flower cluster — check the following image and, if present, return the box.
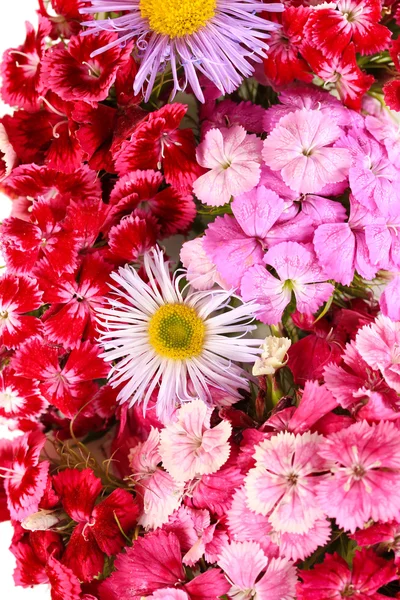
[1,0,400,599]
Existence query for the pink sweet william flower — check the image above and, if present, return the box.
[159,400,232,483]
[203,186,285,288]
[241,241,334,325]
[313,197,377,286]
[297,549,397,600]
[128,428,184,529]
[218,541,297,600]
[245,431,327,534]
[193,126,262,207]
[262,109,351,194]
[316,420,400,532]
[0,430,49,520]
[355,315,400,393]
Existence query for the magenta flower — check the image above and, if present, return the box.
[241,241,334,325]
[218,541,297,600]
[203,185,285,288]
[245,431,328,534]
[81,0,283,102]
[262,109,351,194]
[193,126,262,206]
[317,420,400,532]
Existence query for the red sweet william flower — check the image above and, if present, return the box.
[62,198,110,253]
[303,43,374,110]
[297,549,397,599]
[1,201,78,275]
[0,274,43,349]
[108,170,196,237]
[0,18,51,110]
[383,38,400,111]
[12,338,108,417]
[38,0,91,39]
[0,121,17,181]
[37,253,112,348]
[264,7,313,86]
[0,430,49,520]
[0,367,47,422]
[52,468,139,582]
[100,529,229,599]
[46,555,82,600]
[73,101,117,173]
[114,104,204,193]
[11,526,64,587]
[41,32,129,103]
[108,212,159,263]
[185,466,244,518]
[1,92,86,173]
[306,0,391,58]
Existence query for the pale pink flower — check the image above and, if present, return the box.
[203,185,285,288]
[159,400,232,483]
[218,541,297,600]
[180,238,228,291]
[241,241,334,325]
[355,315,400,393]
[262,109,351,194]
[245,431,327,534]
[193,126,262,207]
[227,487,330,562]
[317,420,400,532]
[149,590,189,600]
[129,428,183,529]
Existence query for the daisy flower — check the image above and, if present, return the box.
[96,247,262,420]
[80,0,283,102]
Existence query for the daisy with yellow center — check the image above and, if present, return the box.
[81,0,283,102]
[96,248,262,420]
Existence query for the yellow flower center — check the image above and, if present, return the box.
[148,303,205,360]
[139,0,217,38]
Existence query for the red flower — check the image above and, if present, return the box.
[38,0,91,39]
[0,430,49,520]
[383,38,400,111]
[0,367,47,422]
[264,7,313,86]
[41,32,129,103]
[73,101,117,173]
[0,274,43,349]
[62,197,110,253]
[306,0,391,58]
[11,526,64,587]
[1,92,85,173]
[1,201,78,275]
[303,43,374,110]
[287,312,345,385]
[108,212,159,263]
[52,468,139,582]
[0,18,51,110]
[114,104,204,193]
[108,169,196,237]
[297,549,397,599]
[37,253,112,348]
[12,338,108,417]
[185,466,244,517]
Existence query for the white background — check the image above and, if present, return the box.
[1,1,50,597]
